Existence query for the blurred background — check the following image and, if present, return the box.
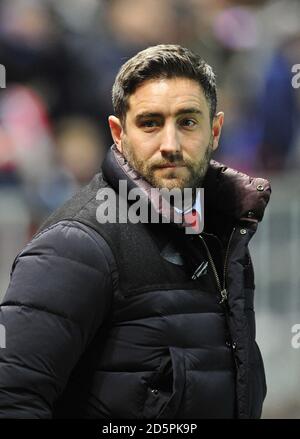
[0,0,300,418]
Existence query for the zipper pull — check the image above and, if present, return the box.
[219,288,228,304]
[191,261,208,280]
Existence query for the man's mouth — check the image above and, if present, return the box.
[157,163,186,169]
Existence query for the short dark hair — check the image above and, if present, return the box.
[112,44,217,124]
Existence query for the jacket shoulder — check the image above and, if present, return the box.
[4,220,116,332]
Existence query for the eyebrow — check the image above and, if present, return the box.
[135,108,203,121]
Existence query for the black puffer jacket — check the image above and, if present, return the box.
[0,145,271,419]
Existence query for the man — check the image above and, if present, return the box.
[0,45,270,419]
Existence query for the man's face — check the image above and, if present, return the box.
[109,77,224,191]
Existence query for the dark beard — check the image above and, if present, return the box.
[122,136,214,196]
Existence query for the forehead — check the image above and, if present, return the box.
[127,77,209,116]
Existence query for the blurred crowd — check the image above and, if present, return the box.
[0,0,300,232]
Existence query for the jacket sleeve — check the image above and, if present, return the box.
[244,246,267,417]
[0,220,115,418]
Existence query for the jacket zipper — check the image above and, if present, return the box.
[198,227,235,304]
[198,228,239,386]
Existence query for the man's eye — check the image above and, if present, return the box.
[141,120,159,128]
[180,119,196,128]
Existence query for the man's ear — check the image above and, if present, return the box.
[211,111,224,151]
[108,115,124,152]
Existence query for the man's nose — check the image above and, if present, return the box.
[159,122,181,154]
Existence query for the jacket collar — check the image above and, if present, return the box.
[102,144,271,226]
